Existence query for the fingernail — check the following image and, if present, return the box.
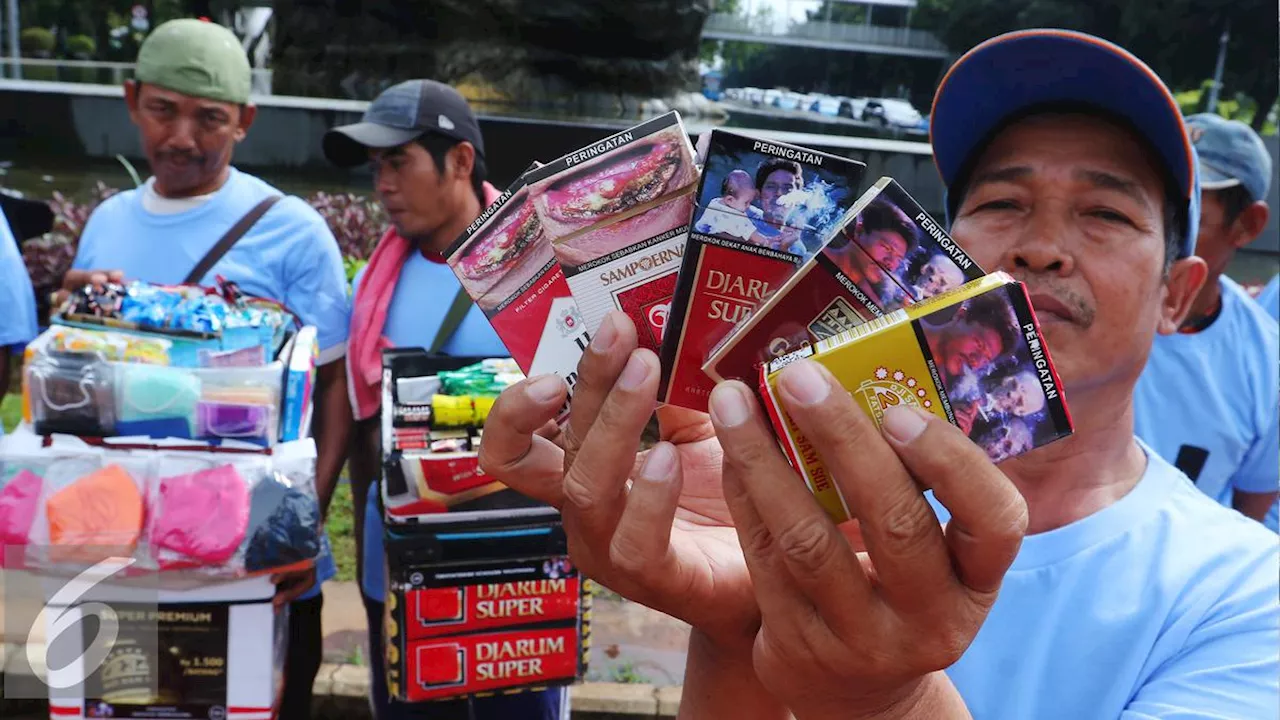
[778,359,830,407]
[709,383,751,428]
[617,352,650,390]
[591,314,619,354]
[527,374,565,404]
[638,442,676,482]
[882,405,929,444]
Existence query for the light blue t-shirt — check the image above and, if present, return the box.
[72,168,350,600]
[932,445,1279,719]
[1256,274,1279,320]
[0,205,39,350]
[351,252,508,602]
[73,168,351,363]
[0,205,39,439]
[1133,276,1280,531]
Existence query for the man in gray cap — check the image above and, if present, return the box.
[1133,113,1278,531]
[324,80,565,720]
[63,18,352,720]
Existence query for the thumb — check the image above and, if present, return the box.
[880,406,1027,595]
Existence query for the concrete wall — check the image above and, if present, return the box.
[0,80,945,214]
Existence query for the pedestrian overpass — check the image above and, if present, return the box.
[701,0,950,60]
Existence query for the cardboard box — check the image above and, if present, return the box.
[44,578,285,720]
[525,112,699,354]
[446,164,588,422]
[660,130,866,412]
[760,273,1073,523]
[705,178,986,386]
[384,520,589,703]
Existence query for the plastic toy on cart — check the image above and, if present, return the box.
[378,348,560,526]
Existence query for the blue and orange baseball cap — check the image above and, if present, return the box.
[931,29,1200,259]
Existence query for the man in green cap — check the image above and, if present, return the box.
[63,18,352,720]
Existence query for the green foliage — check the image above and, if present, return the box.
[344,257,369,287]
[609,661,652,685]
[20,28,55,56]
[66,34,97,58]
[325,482,357,583]
[1,393,21,435]
[914,0,1279,133]
[1175,83,1279,135]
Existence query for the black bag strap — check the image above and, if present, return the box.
[183,196,282,284]
[429,286,473,354]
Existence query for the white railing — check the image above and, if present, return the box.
[703,13,947,53]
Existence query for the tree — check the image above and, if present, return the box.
[915,0,1278,132]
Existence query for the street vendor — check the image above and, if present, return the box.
[61,19,351,720]
[323,79,566,720]
[477,29,1279,719]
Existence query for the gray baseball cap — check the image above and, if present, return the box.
[1186,113,1272,202]
[323,79,485,168]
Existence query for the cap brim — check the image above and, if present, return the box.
[932,29,1194,201]
[930,29,1198,258]
[1197,161,1243,191]
[322,123,423,168]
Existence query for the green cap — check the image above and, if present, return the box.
[135,19,251,104]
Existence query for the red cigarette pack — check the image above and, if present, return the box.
[705,178,986,385]
[659,130,866,411]
[446,163,590,420]
[526,112,699,354]
[397,627,584,702]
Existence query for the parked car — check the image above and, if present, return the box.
[776,91,804,111]
[762,88,783,108]
[861,98,924,128]
[802,93,826,114]
[838,96,868,119]
[813,95,843,117]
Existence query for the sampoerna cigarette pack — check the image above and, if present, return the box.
[446,163,589,420]
[526,112,699,353]
[705,177,985,386]
[760,272,1073,523]
[659,129,866,412]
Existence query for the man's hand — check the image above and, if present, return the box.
[270,566,318,608]
[479,312,760,650]
[709,359,1028,720]
[55,269,124,306]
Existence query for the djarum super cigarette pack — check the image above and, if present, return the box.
[705,177,987,386]
[526,112,699,354]
[760,271,1074,523]
[659,129,868,412]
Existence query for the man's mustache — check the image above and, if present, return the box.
[1014,272,1096,328]
[156,149,207,166]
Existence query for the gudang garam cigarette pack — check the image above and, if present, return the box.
[524,112,699,354]
[446,163,589,421]
[705,177,986,386]
[659,130,867,412]
[760,272,1073,523]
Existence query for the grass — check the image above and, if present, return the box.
[2,393,20,434]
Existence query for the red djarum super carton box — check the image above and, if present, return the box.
[525,112,700,354]
[705,177,986,386]
[658,129,867,412]
[446,163,590,421]
[384,519,590,703]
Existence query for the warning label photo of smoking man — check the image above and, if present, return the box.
[920,292,1058,464]
[848,197,969,301]
[693,137,860,261]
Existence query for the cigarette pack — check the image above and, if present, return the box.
[397,627,584,703]
[446,163,589,421]
[384,520,589,703]
[660,129,866,412]
[526,112,699,353]
[705,178,985,385]
[760,272,1073,523]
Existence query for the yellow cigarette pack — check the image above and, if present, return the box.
[759,271,1073,523]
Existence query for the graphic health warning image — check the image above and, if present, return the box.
[692,130,866,263]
